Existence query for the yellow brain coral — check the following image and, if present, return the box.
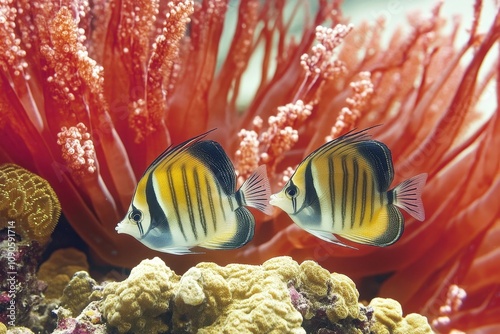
[0,163,61,245]
[369,297,434,334]
[74,256,433,333]
[96,257,180,334]
[174,257,304,333]
[297,260,361,323]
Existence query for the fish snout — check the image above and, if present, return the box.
[115,221,124,233]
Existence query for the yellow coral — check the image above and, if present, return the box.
[370,297,434,334]
[298,260,360,322]
[60,271,97,316]
[174,256,304,334]
[0,163,61,245]
[37,248,89,299]
[96,257,180,334]
[57,256,433,333]
[0,323,6,334]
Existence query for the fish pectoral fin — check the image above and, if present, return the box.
[305,228,358,250]
[199,207,255,250]
[340,205,404,247]
[156,246,204,255]
[238,165,273,215]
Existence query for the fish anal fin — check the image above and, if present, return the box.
[392,173,427,221]
[305,228,358,249]
[157,246,203,255]
[199,207,255,250]
[238,165,272,215]
[340,205,404,247]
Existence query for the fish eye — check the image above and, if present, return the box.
[128,209,143,224]
[285,185,299,199]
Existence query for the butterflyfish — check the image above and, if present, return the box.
[269,128,427,248]
[116,131,272,255]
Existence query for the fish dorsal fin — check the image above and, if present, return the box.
[185,140,236,195]
[292,128,374,184]
[306,126,376,161]
[142,129,217,177]
[354,140,394,192]
[297,126,393,192]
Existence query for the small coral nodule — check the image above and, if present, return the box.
[0,163,61,245]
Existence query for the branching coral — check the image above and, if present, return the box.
[0,164,61,245]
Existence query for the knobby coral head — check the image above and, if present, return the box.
[0,0,499,332]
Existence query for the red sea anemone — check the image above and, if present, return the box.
[0,0,499,332]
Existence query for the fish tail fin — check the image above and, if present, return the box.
[392,173,427,221]
[238,165,273,215]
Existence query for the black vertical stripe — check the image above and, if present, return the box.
[215,180,227,221]
[295,160,321,226]
[341,156,348,229]
[370,176,375,221]
[193,167,207,236]
[380,183,385,207]
[182,165,197,239]
[227,191,235,212]
[167,166,187,241]
[235,190,244,207]
[360,169,367,226]
[328,157,336,230]
[131,203,144,236]
[350,158,358,229]
[205,176,217,232]
[145,172,172,245]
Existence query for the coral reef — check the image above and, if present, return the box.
[0,231,45,327]
[59,271,97,317]
[50,256,432,334]
[92,257,180,334]
[37,248,89,300]
[0,164,61,245]
[172,257,304,333]
[0,164,62,330]
[52,302,107,334]
[369,298,433,334]
[0,326,34,334]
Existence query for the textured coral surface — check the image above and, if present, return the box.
[48,256,433,334]
[37,248,90,300]
[0,164,61,245]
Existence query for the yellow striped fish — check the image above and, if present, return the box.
[116,131,272,254]
[269,128,427,248]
